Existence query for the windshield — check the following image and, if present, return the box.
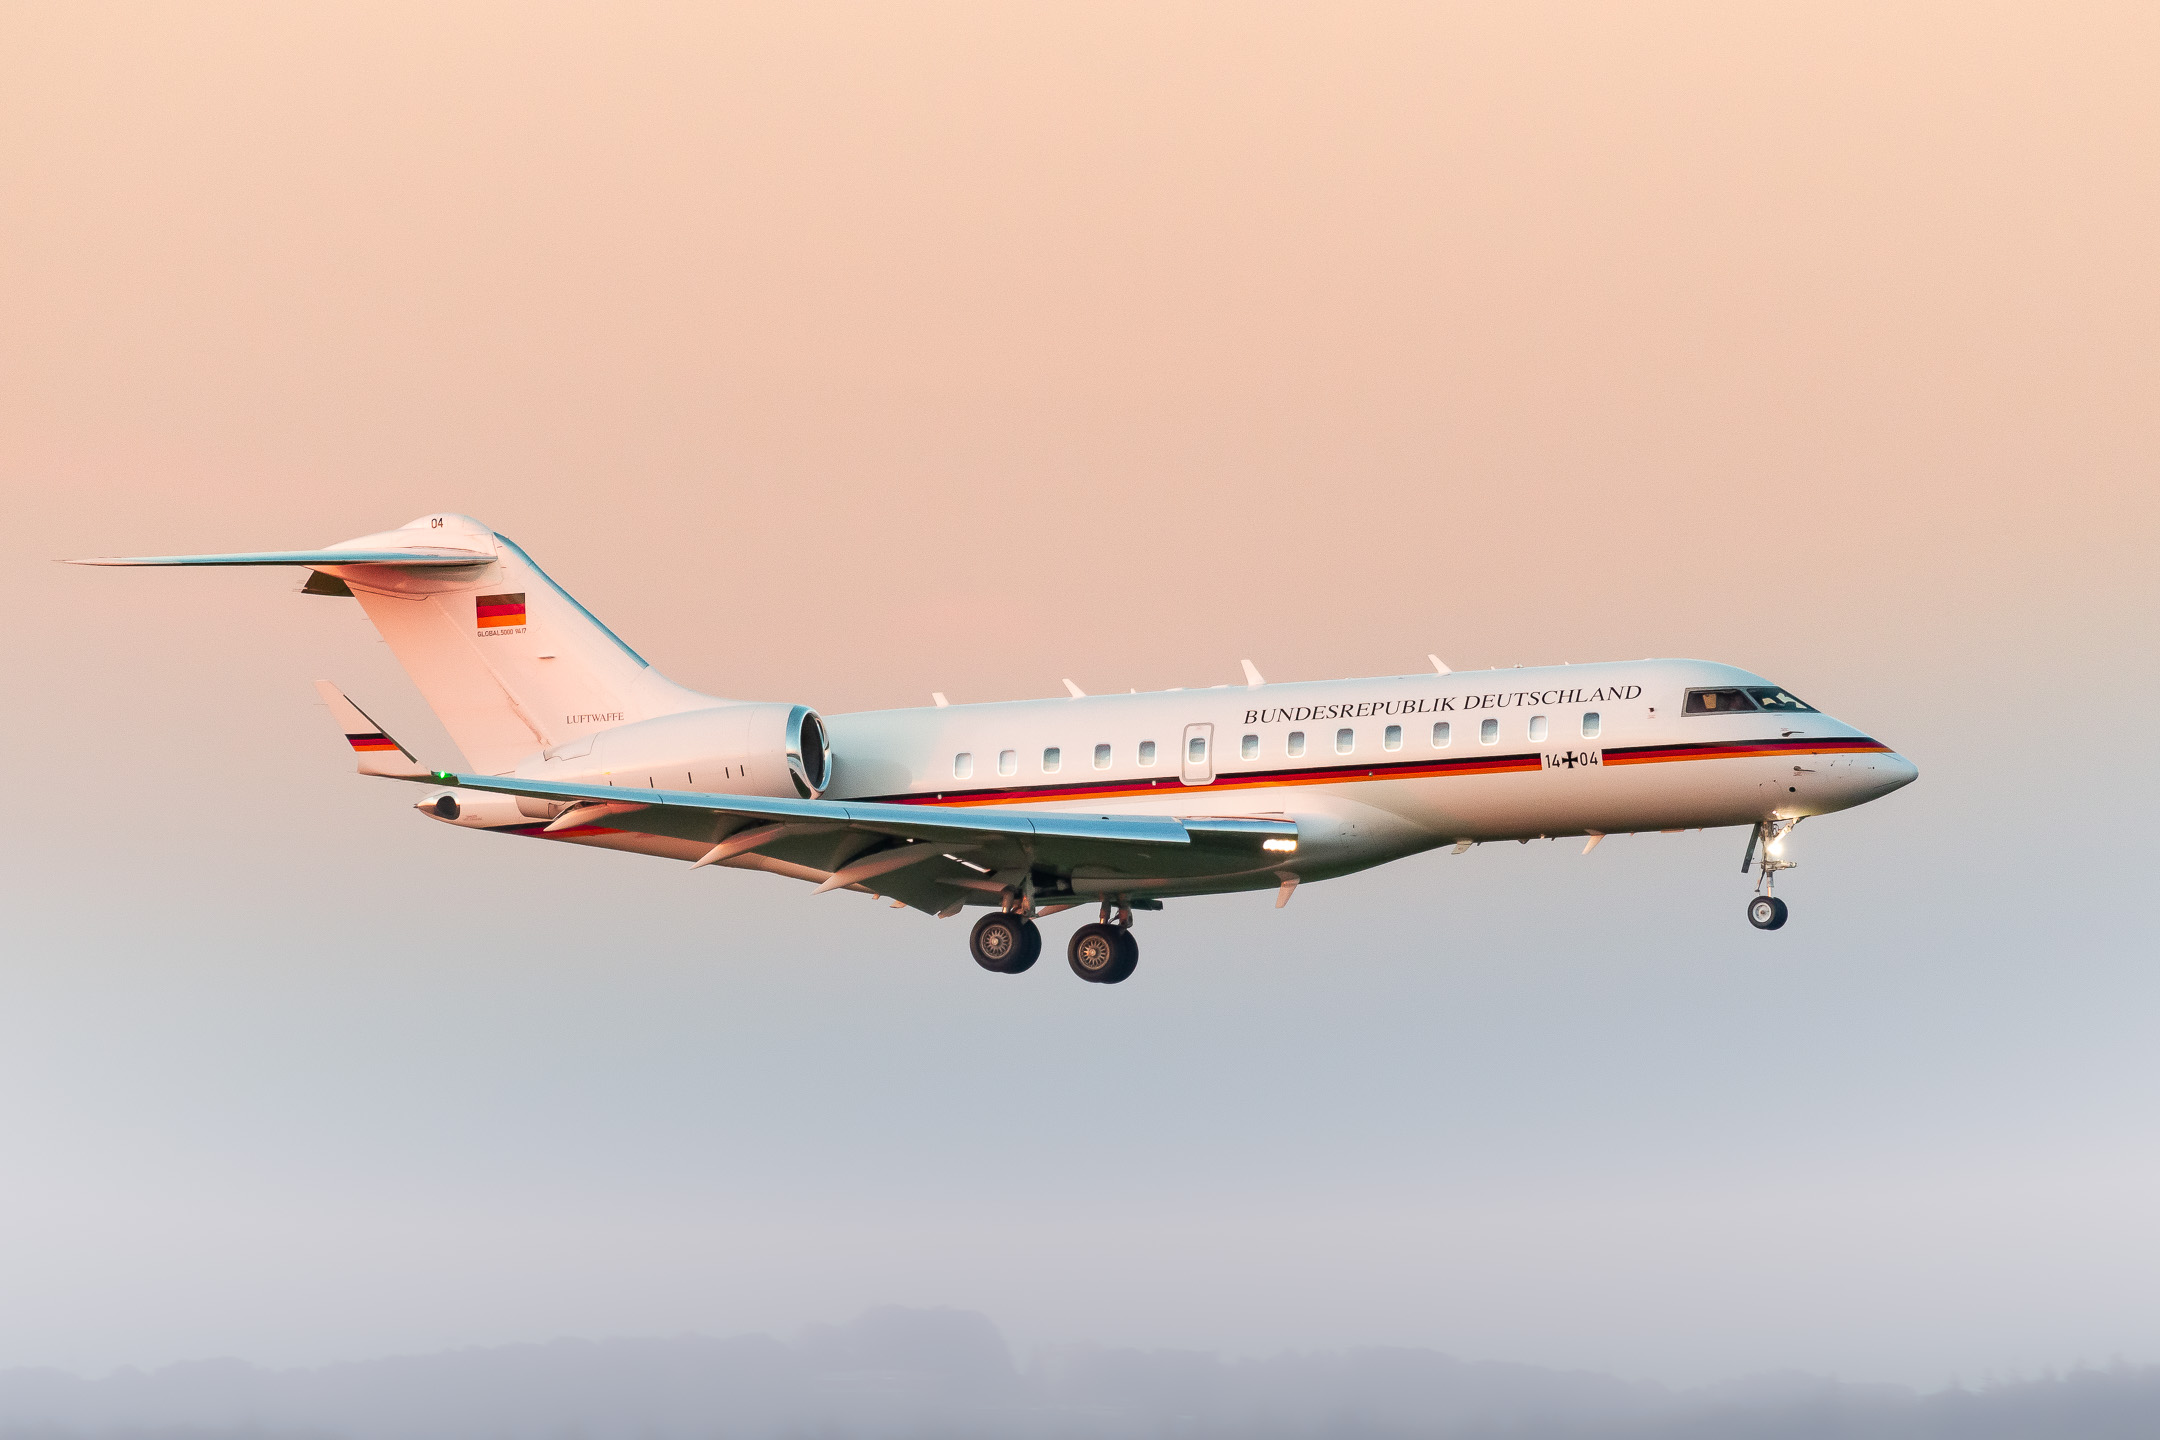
[1685,687,1756,714]
[1746,686,1816,713]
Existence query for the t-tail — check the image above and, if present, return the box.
[75,513,717,773]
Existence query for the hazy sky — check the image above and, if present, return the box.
[2,0,2155,1390]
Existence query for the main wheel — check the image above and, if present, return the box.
[971,912,1036,972]
[1068,922,1127,982]
[1007,919,1042,973]
[1747,895,1789,930]
[1100,928,1139,985]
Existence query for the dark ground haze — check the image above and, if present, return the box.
[3,1307,2155,1440]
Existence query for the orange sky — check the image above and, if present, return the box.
[6,2,2153,722]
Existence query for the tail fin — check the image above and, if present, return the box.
[82,513,718,773]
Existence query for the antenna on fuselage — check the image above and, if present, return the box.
[932,692,949,707]
[1429,654,1451,675]
[1240,659,1265,687]
[1063,679,1086,698]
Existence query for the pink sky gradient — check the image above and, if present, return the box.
[2,0,2156,1387]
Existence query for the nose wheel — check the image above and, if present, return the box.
[1747,895,1789,930]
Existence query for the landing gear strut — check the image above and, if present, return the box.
[970,912,1041,972]
[1741,818,1797,930]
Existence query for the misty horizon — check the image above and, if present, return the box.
[8,1306,2160,1440]
[4,0,2156,1429]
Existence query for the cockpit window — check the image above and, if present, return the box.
[1685,687,1758,714]
[1746,686,1817,713]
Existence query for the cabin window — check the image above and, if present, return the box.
[1686,687,1759,715]
[1093,743,1111,770]
[1581,712,1600,739]
[1383,724,1403,751]
[1241,734,1258,760]
[1747,686,1817,713]
[1138,740,1157,766]
[1432,721,1451,748]
[1335,727,1354,754]
[993,750,1014,776]
[1479,718,1498,745]
[1528,715,1548,743]
[1287,731,1306,758]
[1188,735,1207,764]
[954,752,974,779]
[1042,746,1061,773]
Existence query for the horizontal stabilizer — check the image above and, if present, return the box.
[71,548,492,568]
[313,681,430,778]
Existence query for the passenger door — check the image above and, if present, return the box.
[1181,722,1214,786]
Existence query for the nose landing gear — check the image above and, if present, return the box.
[1741,818,1798,930]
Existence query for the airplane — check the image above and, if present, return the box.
[77,512,1917,982]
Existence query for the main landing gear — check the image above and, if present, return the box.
[969,912,1041,973]
[970,900,1140,983]
[1741,817,1798,930]
[1067,919,1139,985]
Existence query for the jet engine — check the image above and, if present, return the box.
[510,702,832,803]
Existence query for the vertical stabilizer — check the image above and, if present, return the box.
[321,515,716,773]
[74,513,722,774]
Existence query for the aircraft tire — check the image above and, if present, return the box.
[1747,895,1789,930]
[1067,922,1127,982]
[1007,920,1042,973]
[1101,928,1139,985]
[971,913,1035,972]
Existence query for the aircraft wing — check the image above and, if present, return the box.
[419,770,1298,913]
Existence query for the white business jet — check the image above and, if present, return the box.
[79,513,1916,982]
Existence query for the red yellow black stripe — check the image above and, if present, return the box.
[862,750,1545,809]
[345,733,401,753]
[856,735,1891,808]
[1603,736,1889,767]
[476,592,526,627]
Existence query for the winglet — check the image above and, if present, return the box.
[313,681,429,778]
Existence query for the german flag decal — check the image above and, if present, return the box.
[476,592,527,632]
[345,732,402,753]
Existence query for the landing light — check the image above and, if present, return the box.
[1262,838,1298,853]
[1767,838,1786,856]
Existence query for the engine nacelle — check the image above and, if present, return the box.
[510,702,831,803]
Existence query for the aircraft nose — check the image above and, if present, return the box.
[1874,751,1919,795]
